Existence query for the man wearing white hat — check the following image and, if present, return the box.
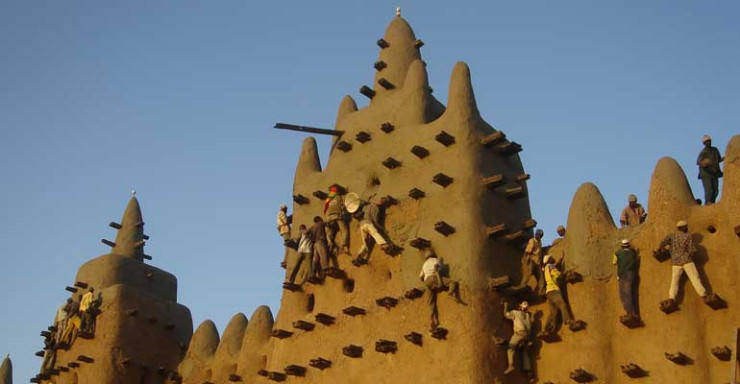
[620,194,647,227]
[542,254,575,333]
[660,220,707,306]
[612,239,639,320]
[276,204,292,268]
[503,301,534,379]
[276,204,291,241]
[696,135,724,205]
[418,249,462,331]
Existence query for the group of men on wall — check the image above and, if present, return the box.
[274,135,725,381]
[277,185,463,334]
[501,135,726,379]
[37,288,101,379]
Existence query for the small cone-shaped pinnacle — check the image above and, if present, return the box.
[335,95,357,126]
[216,313,248,359]
[720,135,740,205]
[647,157,695,228]
[444,62,481,123]
[237,306,274,377]
[179,320,220,383]
[294,137,322,186]
[112,197,146,261]
[0,355,10,384]
[373,16,421,99]
[396,59,434,126]
[188,320,220,361]
[565,183,617,278]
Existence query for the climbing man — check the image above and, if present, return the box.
[418,248,462,331]
[53,299,72,344]
[619,194,647,227]
[307,216,334,281]
[660,220,708,308]
[542,254,578,334]
[79,287,100,337]
[503,301,535,381]
[612,239,639,322]
[276,204,292,268]
[513,229,545,295]
[696,134,724,205]
[276,204,291,242]
[354,197,392,264]
[324,186,349,255]
[59,297,81,348]
[288,224,313,284]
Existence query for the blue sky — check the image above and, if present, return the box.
[1,1,738,380]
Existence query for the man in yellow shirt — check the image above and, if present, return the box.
[542,255,576,334]
[79,288,100,337]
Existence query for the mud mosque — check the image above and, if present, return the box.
[7,12,739,384]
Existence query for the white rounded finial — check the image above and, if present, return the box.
[131,189,137,196]
[396,7,401,17]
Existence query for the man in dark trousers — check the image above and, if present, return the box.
[307,216,335,281]
[696,134,724,205]
[612,239,639,322]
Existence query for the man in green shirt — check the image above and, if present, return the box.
[696,135,724,205]
[612,239,639,321]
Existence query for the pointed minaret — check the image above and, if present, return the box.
[647,157,695,230]
[179,320,220,383]
[235,306,274,379]
[444,61,482,126]
[211,313,248,382]
[294,137,322,188]
[372,13,422,100]
[565,182,617,278]
[111,195,147,261]
[0,355,11,384]
[720,135,740,206]
[396,59,435,126]
[335,95,358,126]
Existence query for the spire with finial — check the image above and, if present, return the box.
[0,354,11,384]
[108,195,148,261]
[371,11,422,99]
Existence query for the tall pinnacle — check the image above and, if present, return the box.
[372,15,422,99]
[111,197,147,261]
[0,354,11,384]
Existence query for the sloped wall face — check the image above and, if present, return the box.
[535,138,740,383]
[48,285,192,384]
[260,17,532,384]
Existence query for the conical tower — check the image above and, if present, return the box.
[35,196,192,384]
[0,355,11,384]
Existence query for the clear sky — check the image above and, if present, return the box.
[1,0,738,380]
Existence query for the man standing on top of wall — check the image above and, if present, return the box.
[620,194,646,227]
[697,134,724,205]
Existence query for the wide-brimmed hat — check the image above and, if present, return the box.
[628,194,637,202]
[621,239,630,247]
[344,192,361,213]
[702,134,711,143]
[676,220,688,228]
